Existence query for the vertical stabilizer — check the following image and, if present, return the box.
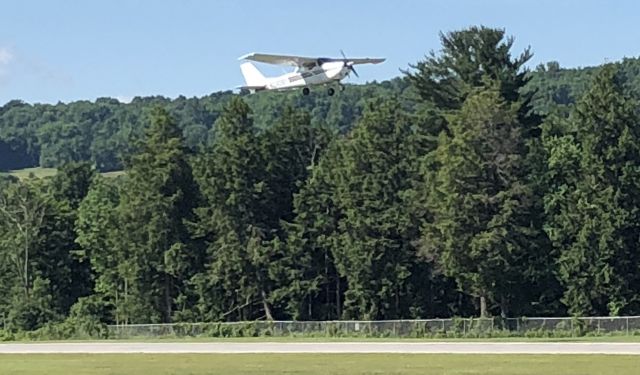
[240,62,267,87]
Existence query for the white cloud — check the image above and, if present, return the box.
[116,95,133,104]
[0,48,12,65]
[0,47,14,82]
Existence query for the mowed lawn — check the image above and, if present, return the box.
[4,167,58,179]
[2,167,125,180]
[2,354,639,375]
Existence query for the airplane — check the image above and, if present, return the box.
[238,52,385,96]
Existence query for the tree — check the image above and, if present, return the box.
[114,107,200,323]
[420,87,539,318]
[544,65,640,315]
[40,162,96,314]
[0,174,92,329]
[191,97,271,321]
[326,99,423,319]
[406,26,532,112]
[256,106,334,318]
[37,121,91,167]
[0,180,48,298]
[259,107,332,229]
[407,26,551,318]
[279,141,343,320]
[75,175,121,323]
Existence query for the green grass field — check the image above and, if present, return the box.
[1,354,638,375]
[4,167,58,179]
[2,167,125,180]
[91,335,640,343]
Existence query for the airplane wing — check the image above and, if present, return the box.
[239,53,320,69]
[348,58,386,65]
[239,53,385,69]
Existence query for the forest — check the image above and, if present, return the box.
[2,26,640,333]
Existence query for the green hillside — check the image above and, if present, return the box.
[3,55,640,173]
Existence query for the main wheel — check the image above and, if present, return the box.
[302,87,310,96]
[327,87,335,96]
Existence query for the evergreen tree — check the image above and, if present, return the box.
[191,97,272,321]
[259,107,332,229]
[421,87,540,317]
[408,26,551,317]
[114,107,199,323]
[406,26,532,113]
[257,107,334,318]
[326,99,423,319]
[280,141,344,319]
[544,65,640,315]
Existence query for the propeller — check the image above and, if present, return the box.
[340,49,359,78]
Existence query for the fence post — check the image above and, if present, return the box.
[626,317,629,335]
[570,319,573,332]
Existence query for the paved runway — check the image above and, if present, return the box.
[1,342,640,354]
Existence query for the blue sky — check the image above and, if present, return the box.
[1,0,638,105]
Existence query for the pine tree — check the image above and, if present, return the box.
[408,26,551,317]
[545,65,640,315]
[259,107,332,229]
[257,106,334,318]
[286,98,433,320]
[191,97,271,321]
[280,140,343,320]
[421,87,539,317]
[406,26,532,113]
[114,107,199,323]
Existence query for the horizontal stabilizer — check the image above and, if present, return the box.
[237,85,267,93]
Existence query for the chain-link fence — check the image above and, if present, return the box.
[107,316,640,339]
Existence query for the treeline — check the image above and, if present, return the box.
[4,39,640,173]
[2,26,640,332]
[0,80,409,172]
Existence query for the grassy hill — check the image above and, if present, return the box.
[2,56,640,172]
[1,167,124,180]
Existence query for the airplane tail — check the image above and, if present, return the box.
[240,62,267,88]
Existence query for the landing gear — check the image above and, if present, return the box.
[339,84,346,92]
[327,87,335,96]
[302,87,310,96]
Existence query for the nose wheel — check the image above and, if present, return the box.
[302,87,310,95]
[327,87,335,96]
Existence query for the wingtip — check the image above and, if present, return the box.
[238,53,254,61]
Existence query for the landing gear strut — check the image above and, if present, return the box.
[302,87,310,95]
[327,87,335,96]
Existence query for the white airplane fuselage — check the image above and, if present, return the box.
[265,61,350,90]
[239,53,385,95]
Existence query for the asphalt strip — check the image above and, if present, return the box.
[1,342,640,354]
